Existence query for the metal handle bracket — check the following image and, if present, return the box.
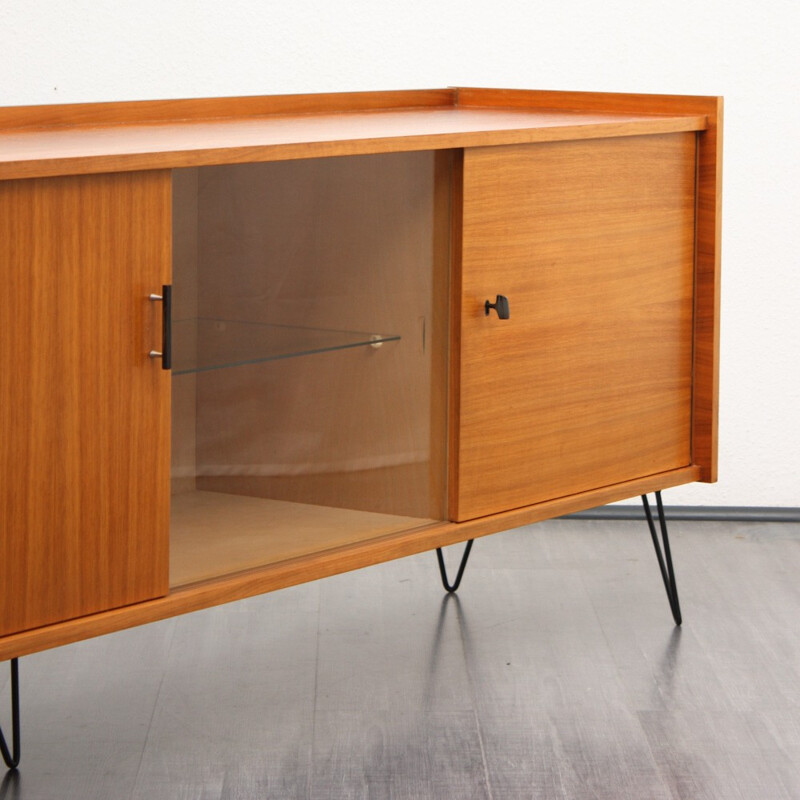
[149,285,172,370]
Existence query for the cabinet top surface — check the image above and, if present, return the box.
[0,87,717,180]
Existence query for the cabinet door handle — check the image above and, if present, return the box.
[484,294,510,320]
[148,284,172,370]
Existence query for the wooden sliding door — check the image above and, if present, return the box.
[0,171,171,636]
[451,134,697,521]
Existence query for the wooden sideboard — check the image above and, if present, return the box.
[0,88,721,664]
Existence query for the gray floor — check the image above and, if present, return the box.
[2,517,799,799]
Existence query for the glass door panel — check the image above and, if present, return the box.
[169,152,450,585]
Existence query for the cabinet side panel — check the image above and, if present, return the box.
[0,171,171,636]
[454,135,696,521]
[692,99,723,481]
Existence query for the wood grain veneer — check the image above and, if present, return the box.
[0,89,457,130]
[170,492,436,586]
[0,464,699,661]
[0,108,706,181]
[455,87,719,116]
[457,89,722,483]
[692,97,723,481]
[452,134,697,521]
[0,87,721,659]
[0,171,171,637]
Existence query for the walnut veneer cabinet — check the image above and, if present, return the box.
[0,88,721,762]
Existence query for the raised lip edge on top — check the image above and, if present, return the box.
[0,87,720,133]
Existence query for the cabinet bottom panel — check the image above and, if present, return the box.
[170,491,437,587]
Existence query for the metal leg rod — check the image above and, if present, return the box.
[436,539,474,593]
[0,659,20,770]
[642,492,682,626]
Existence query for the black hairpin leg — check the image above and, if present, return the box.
[642,492,682,626]
[436,539,474,593]
[0,659,20,770]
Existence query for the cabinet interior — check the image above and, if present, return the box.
[169,151,451,586]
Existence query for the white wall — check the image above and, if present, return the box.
[2,0,798,507]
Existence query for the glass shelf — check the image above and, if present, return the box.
[172,318,400,375]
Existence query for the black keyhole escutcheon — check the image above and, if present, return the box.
[485,294,510,319]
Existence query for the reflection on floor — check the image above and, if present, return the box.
[2,517,799,800]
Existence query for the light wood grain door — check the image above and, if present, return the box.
[0,171,171,636]
[451,134,696,521]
